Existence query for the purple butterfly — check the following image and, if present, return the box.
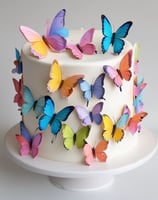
[75,102,103,126]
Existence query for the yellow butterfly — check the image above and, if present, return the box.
[47,60,84,97]
[102,105,130,142]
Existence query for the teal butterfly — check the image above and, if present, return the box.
[22,86,45,118]
[62,124,90,150]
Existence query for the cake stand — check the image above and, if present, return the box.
[4,124,158,191]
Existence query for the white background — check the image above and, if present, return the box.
[0,0,158,199]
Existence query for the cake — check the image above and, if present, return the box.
[12,9,147,165]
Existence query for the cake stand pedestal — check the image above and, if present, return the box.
[4,124,158,191]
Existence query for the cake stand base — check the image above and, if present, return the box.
[4,124,158,191]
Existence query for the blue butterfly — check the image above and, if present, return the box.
[38,96,74,135]
[101,15,133,54]
[22,86,45,118]
[78,73,105,106]
[12,48,23,74]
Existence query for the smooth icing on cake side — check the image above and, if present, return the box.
[20,30,138,163]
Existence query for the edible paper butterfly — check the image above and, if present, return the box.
[12,48,23,74]
[22,86,45,118]
[133,43,140,74]
[78,73,105,106]
[75,102,103,126]
[101,15,133,54]
[16,121,43,158]
[47,60,84,97]
[103,50,132,91]
[12,78,23,107]
[67,28,96,59]
[62,124,90,150]
[102,105,130,142]
[38,96,74,135]
[128,112,148,134]
[19,9,68,58]
[83,140,108,165]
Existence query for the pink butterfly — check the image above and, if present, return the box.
[16,121,43,158]
[19,9,68,58]
[83,140,108,165]
[12,78,23,107]
[67,28,96,59]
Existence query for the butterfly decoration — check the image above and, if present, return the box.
[78,73,105,106]
[38,96,74,135]
[62,124,90,150]
[101,15,133,54]
[103,50,132,91]
[12,78,23,107]
[127,112,148,134]
[83,140,108,165]
[12,48,23,74]
[102,105,130,142]
[75,102,103,126]
[19,9,68,58]
[22,86,45,118]
[47,60,84,97]
[16,121,43,158]
[67,28,96,59]
[133,43,140,74]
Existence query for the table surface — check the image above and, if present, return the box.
[1,0,158,199]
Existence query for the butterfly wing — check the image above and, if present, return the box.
[113,21,132,54]
[12,78,23,107]
[67,43,83,59]
[31,133,43,158]
[50,106,74,135]
[60,74,84,97]
[62,124,74,150]
[22,86,35,116]
[102,115,113,141]
[20,121,32,142]
[47,60,62,93]
[101,15,113,53]
[19,26,47,58]
[92,73,105,100]
[78,79,92,105]
[34,96,45,118]
[95,140,108,162]
[83,144,94,165]
[119,50,132,81]
[75,126,90,148]
[75,105,91,126]
[79,28,96,55]
[12,48,23,74]
[91,102,103,125]
[38,97,55,131]
[16,135,30,156]
[103,65,122,90]
[128,112,148,134]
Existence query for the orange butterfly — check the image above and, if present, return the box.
[103,50,133,91]
[47,60,84,97]
[83,140,108,165]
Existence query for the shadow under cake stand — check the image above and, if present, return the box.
[4,124,158,191]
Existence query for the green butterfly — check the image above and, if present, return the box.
[62,124,90,150]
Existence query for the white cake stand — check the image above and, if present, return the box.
[4,124,158,191]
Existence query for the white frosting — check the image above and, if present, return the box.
[21,30,137,163]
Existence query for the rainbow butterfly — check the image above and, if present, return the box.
[67,28,96,59]
[78,73,105,106]
[62,124,90,150]
[103,50,132,91]
[12,78,23,107]
[83,140,108,165]
[22,86,45,118]
[38,96,74,135]
[101,15,133,54]
[102,105,130,142]
[47,60,84,97]
[75,102,103,126]
[12,48,23,74]
[16,121,43,158]
[19,9,68,58]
